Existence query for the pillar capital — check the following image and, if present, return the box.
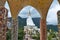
[58,0,60,4]
[0,0,6,6]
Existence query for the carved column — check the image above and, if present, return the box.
[57,11,60,40]
[40,18,47,40]
[0,6,8,40]
[11,18,18,40]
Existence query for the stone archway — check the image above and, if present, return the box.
[0,0,6,6]
[7,0,53,40]
[18,6,41,40]
[57,11,60,40]
[58,0,60,3]
[0,0,53,40]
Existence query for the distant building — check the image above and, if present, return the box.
[24,10,40,33]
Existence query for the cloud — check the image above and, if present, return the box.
[4,1,12,18]
[18,6,40,18]
[4,0,60,25]
[50,0,59,9]
[46,0,60,25]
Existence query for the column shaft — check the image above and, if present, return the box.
[40,19,47,40]
[11,19,18,40]
[0,7,8,40]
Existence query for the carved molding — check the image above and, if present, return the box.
[7,0,53,19]
[0,0,6,6]
[58,0,60,4]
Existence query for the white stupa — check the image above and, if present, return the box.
[27,10,35,26]
[24,10,40,34]
[24,10,37,32]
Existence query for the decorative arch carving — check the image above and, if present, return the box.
[58,0,60,4]
[0,6,8,40]
[7,0,53,40]
[0,0,53,40]
[7,0,53,19]
[0,0,6,6]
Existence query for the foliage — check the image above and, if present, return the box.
[6,29,11,40]
[32,33,40,40]
[47,29,58,40]
[31,30,40,40]
[18,27,25,40]
[6,27,59,40]
[6,27,25,40]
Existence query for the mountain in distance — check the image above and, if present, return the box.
[18,16,27,27]
[8,16,58,31]
[18,16,40,28]
[47,25,58,31]
[18,16,58,31]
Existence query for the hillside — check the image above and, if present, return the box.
[18,16,58,31]
[18,16,40,28]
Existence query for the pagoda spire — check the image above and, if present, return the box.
[27,10,31,16]
[27,10,35,26]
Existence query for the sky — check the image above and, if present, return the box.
[4,2,12,18]
[18,6,40,18]
[4,0,60,25]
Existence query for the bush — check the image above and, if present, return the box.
[18,27,25,40]
[47,29,58,40]
[31,31,40,40]
[6,30,11,40]
[6,27,25,40]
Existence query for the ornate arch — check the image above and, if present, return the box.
[58,0,60,4]
[7,0,53,19]
[7,0,53,40]
[0,0,53,40]
[0,0,6,6]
